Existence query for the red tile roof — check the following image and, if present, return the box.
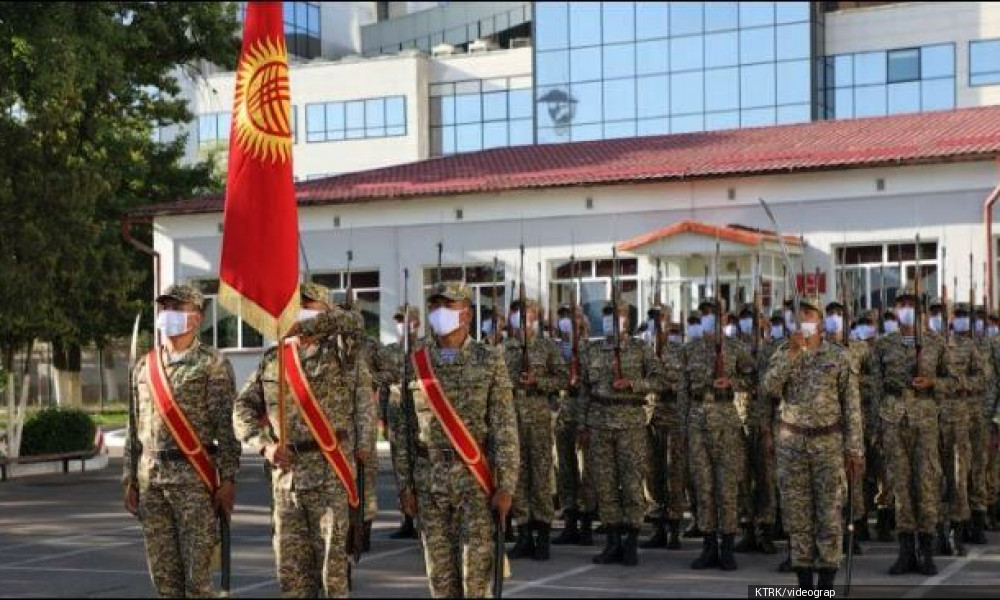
[617,221,803,252]
[136,106,1000,217]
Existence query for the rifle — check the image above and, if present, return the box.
[436,241,443,286]
[350,330,364,564]
[878,265,886,335]
[915,233,924,377]
[758,199,801,333]
[942,246,949,342]
[753,253,762,357]
[654,259,665,358]
[537,260,544,340]
[401,268,416,491]
[714,239,725,382]
[569,253,581,385]
[491,257,501,345]
[971,253,977,338]
[680,283,688,344]
[611,246,624,383]
[984,261,990,335]
[127,311,142,515]
[519,243,530,378]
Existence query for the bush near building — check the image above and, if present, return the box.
[20,408,96,456]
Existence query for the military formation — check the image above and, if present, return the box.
[124,247,1000,596]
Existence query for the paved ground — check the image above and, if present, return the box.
[2,457,1000,598]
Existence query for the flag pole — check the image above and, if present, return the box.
[277,328,287,446]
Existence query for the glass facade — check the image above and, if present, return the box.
[533,1,814,142]
[197,112,230,148]
[305,96,406,143]
[823,43,955,119]
[240,2,321,59]
[430,76,533,156]
[970,39,1000,87]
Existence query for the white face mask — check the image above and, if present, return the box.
[801,321,819,337]
[429,307,462,337]
[723,324,737,338]
[700,314,716,333]
[157,310,192,338]
[739,318,753,334]
[990,326,1000,338]
[824,315,843,334]
[602,315,614,336]
[687,324,703,340]
[954,316,970,333]
[883,320,899,334]
[928,315,942,333]
[558,318,573,335]
[855,325,874,341]
[784,310,795,328]
[481,319,493,335]
[770,325,785,340]
[975,319,986,334]
[668,334,682,344]
[297,308,321,323]
[897,307,915,327]
[647,319,657,333]
[508,312,521,331]
[396,322,407,338]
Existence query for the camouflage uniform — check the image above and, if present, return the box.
[581,303,671,565]
[503,302,568,557]
[969,322,996,540]
[393,283,519,598]
[765,335,863,580]
[123,285,240,598]
[234,301,373,598]
[645,337,689,534]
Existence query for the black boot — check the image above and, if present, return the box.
[592,525,623,564]
[876,507,894,542]
[758,524,777,555]
[640,519,668,549]
[390,515,418,539]
[970,510,988,544]
[666,519,682,550]
[509,523,535,559]
[778,543,793,573]
[888,532,917,575]
[936,523,953,556]
[855,516,871,542]
[953,521,967,557]
[816,568,837,591]
[691,534,720,569]
[918,532,938,576]
[362,520,372,553]
[622,526,640,566]
[719,534,738,571]
[579,512,595,546]
[733,523,758,553]
[795,568,814,590]
[532,521,551,561]
[989,503,1000,531]
[552,510,580,545]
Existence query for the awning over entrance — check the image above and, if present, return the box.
[618,220,803,257]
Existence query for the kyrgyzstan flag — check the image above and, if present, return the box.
[219,1,299,339]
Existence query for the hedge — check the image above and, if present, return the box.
[20,408,96,456]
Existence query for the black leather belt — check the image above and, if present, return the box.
[591,395,645,407]
[145,445,218,461]
[780,421,843,437]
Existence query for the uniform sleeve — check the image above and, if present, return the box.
[729,341,755,392]
[932,338,955,397]
[122,359,144,488]
[536,340,569,395]
[351,344,377,457]
[212,356,241,483]
[233,356,275,452]
[487,348,519,496]
[632,341,666,395]
[578,343,594,426]
[840,353,864,457]
[762,345,797,401]
[674,348,690,429]
[297,308,363,340]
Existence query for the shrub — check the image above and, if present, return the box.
[20,408,96,456]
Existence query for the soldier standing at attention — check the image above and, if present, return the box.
[874,283,952,576]
[123,284,240,598]
[969,305,996,543]
[394,282,518,598]
[234,282,372,597]
[504,298,568,561]
[581,301,671,567]
[764,298,864,591]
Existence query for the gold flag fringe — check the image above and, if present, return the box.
[219,280,300,341]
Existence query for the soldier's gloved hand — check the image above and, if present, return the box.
[612,378,632,392]
[577,427,591,448]
[355,450,370,465]
[400,489,418,517]
[519,372,538,388]
[264,443,293,472]
[911,376,934,391]
[713,377,732,390]
[491,490,513,524]
[124,484,139,517]
[844,452,863,482]
[214,480,236,517]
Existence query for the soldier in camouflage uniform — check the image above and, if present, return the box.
[988,317,1000,529]
[968,305,995,543]
[684,299,754,571]
[503,298,568,561]
[393,282,518,598]
[682,309,705,539]
[123,284,240,598]
[764,298,864,591]
[234,282,374,598]
[641,306,688,550]
[581,300,671,567]
[874,282,952,576]
[552,305,597,547]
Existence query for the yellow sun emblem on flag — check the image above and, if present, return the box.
[232,36,292,164]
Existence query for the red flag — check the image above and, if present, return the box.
[219,1,299,338]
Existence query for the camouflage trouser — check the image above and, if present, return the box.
[689,421,742,535]
[644,423,688,521]
[273,486,350,598]
[968,404,989,512]
[415,458,496,599]
[513,396,556,525]
[743,424,778,526]
[555,414,595,515]
[864,403,892,511]
[139,482,217,598]
[365,391,379,518]
[939,398,971,523]
[590,425,646,527]
[776,430,844,570]
[883,417,941,533]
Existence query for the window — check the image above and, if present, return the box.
[283,2,321,59]
[197,112,230,147]
[305,96,406,143]
[550,258,641,337]
[311,270,382,337]
[430,76,532,157]
[195,279,264,349]
[970,39,1000,87]
[833,241,938,311]
[887,48,919,83]
[422,263,506,342]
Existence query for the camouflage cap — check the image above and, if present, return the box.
[974,304,987,315]
[738,303,754,317]
[954,301,972,314]
[156,283,205,310]
[895,281,917,301]
[825,300,844,313]
[884,310,897,320]
[857,309,876,323]
[798,297,823,315]
[686,309,702,322]
[300,282,332,306]
[770,309,785,322]
[928,297,943,309]
[698,299,717,312]
[428,281,472,303]
[557,304,572,317]
[393,305,421,321]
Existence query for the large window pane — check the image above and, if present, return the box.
[741,106,776,127]
[602,2,635,44]
[834,54,853,88]
[887,81,919,114]
[670,2,703,36]
[455,94,481,124]
[637,74,669,117]
[509,119,533,146]
[740,2,775,27]
[922,43,954,78]
[603,43,636,79]
[635,2,669,40]
[604,79,637,120]
[509,89,532,119]
[670,71,704,115]
[776,22,809,61]
[637,39,669,75]
[671,36,703,72]
[740,63,776,108]
[921,78,954,111]
[776,1,810,24]
[637,117,670,135]
[386,97,406,125]
[439,96,455,126]
[535,2,569,51]
[455,123,482,152]
[365,98,385,127]
[705,110,739,130]
[854,85,887,117]
[482,121,508,149]
[970,39,1000,86]
[604,120,637,139]
[855,51,886,85]
[705,68,738,111]
[571,46,602,81]
[834,87,854,118]
[346,100,364,129]
[671,114,704,133]
[571,123,603,141]
[482,91,507,121]
[537,50,570,85]
[305,104,324,142]
[776,103,810,124]
[740,26,775,64]
[705,31,738,68]
[776,59,810,105]
[572,81,603,123]
[569,2,601,47]
[887,48,920,83]
[705,2,738,32]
